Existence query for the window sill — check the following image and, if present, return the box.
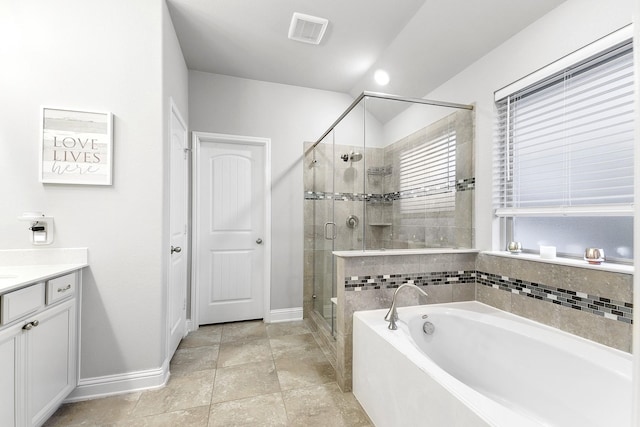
[482,251,633,275]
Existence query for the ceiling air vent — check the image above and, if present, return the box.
[288,12,328,45]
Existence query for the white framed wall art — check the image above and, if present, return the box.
[40,107,113,185]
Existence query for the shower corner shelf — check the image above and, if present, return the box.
[368,222,392,227]
[367,166,392,176]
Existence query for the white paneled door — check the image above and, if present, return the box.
[168,100,188,359]
[194,133,269,325]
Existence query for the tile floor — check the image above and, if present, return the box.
[44,320,372,426]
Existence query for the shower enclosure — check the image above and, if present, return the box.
[303,92,474,337]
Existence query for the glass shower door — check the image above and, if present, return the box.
[312,133,336,332]
[310,102,366,336]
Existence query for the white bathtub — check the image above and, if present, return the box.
[353,301,632,427]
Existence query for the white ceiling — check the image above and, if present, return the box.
[167,0,566,107]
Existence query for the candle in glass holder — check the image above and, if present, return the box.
[584,248,605,265]
[507,241,522,254]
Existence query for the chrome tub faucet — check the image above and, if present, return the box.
[384,283,429,330]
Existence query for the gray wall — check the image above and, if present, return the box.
[385,0,634,251]
[0,0,633,398]
[188,71,354,310]
[188,0,634,315]
[161,0,190,362]
[0,0,188,382]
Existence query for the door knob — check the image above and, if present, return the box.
[171,246,182,254]
[256,238,263,244]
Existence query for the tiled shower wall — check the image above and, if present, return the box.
[378,109,475,249]
[303,109,475,327]
[303,141,374,321]
[332,251,633,391]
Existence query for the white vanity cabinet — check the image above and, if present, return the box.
[0,270,80,427]
[26,297,76,426]
[0,321,22,426]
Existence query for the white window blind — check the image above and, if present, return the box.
[494,40,634,217]
[399,129,456,215]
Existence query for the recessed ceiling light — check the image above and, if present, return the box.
[374,69,390,86]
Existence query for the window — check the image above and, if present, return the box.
[494,32,634,261]
[399,127,456,215]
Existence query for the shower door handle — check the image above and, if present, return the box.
[324,222,337,240]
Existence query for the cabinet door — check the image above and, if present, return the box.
[0,323,23,427]
[26,299,76,426]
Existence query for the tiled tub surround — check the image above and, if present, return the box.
[476,253,633,352]
[334,250,478,391]
[476,272,633,324]
[344,270,476,291]
[331,250,634,392]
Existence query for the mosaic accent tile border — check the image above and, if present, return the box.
[342,268,633,324]
[304,191,383,202]
[304,176,475,202]
[344,271,476,291]
[476,272,633,324]
[455,177,475,192]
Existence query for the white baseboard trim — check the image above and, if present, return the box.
[65,360,170,402]
[268,307,303,323]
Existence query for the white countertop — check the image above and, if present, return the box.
[0,248,88,294]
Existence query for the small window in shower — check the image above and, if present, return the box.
[399,128,456,215]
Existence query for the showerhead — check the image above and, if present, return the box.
[341,151,363,162]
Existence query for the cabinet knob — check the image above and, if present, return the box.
[57,284,72,293]
[256,238,263,244]
[171,246,182,254]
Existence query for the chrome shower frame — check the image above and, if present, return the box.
[308,91,474,153]
[305,91,474,340]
